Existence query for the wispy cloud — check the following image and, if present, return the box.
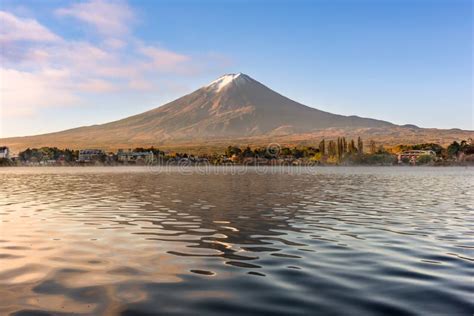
[0,0,231,119]
[0,11,60,42]
[78,79,117,93]
[1,68,79,117]
[137,45,203,75]
[55,0,134,36]
[140,45,190,71]
[104,38,127,49]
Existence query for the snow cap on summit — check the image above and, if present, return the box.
[206,73,250,92]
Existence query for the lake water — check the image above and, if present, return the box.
[0,167,473,315]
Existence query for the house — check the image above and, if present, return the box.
[78,149,105,162]
[398,150,436,163]
[41,159,58,166]
[0,146,9,159]
[117,149,154,163]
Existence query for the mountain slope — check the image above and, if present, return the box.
[96,73,393,140]
[1,73,472,152]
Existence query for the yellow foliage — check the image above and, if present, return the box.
[310,152,323,161]
[326,156,339,164]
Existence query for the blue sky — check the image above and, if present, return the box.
[0,0,472,137]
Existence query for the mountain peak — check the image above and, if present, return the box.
[1,72,413,153]
[206,73,251,92]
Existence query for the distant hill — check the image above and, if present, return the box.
[1,73,473,153]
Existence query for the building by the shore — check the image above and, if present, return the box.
[78,149,105,162]
[397,150,436,163]
[0,146,10,159]
[117,149,154,164]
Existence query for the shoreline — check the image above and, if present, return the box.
[1,164,472,169]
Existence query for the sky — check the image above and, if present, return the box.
[0,0,472,138]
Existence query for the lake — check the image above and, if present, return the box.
[0,167,473,315]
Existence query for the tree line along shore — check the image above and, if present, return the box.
[1,137,473,167]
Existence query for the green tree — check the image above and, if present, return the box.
[348,139,357,154]
[328,141,337,157]
[225,146,242,157]
[369,140,377,154]
[447,141,460,158]
[357,137,364,154]
[335,138,340,160]
[417,155,433,165]
[242,146,253,157]
[291,147,304,159]
[319,139,326,155]
[281,147,292,156]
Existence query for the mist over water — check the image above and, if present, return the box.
[0,167,473,315]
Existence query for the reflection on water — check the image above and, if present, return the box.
[0,167,473,315]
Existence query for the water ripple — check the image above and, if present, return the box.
[0,166,473,315]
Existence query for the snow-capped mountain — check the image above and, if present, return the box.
[106,72,392,138]
[2,73,471,151]
[206,73,250,92]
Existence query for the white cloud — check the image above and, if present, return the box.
[26,48,50,63]
[0,3,231,122]
[78,79,117,93]
[139,45,191,72]
[128,78,153,91]
[52,41,111,71]
[0,10,60,42]
[104,38,127,49]
[0,68,79,117]
[56,0,134,36]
